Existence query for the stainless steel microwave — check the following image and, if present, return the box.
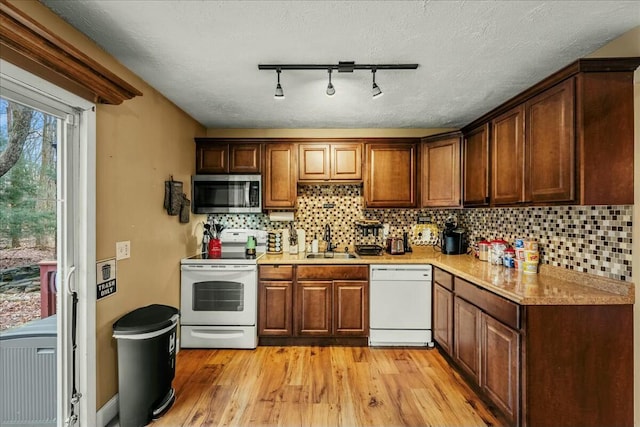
[191,175,261,214]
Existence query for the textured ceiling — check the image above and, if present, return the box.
[41,1,639,129]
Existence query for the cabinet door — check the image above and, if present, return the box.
[331,143,362,180]
[333,280,368,336]
[463,124,489,206]
[365,142,417,208]
[196,144,228,173]
[526,78,575,203]
[491,105,525,205]
[296,281,332,336]
[433,284,453,356]
[264,143,297,209]
[258,281,292,336]
[229,143,261,173]
[481,313,520,424]
[299,144,330,181]
[454,296,481,382]
[421,137,461,207]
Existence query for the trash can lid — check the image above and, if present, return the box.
[0,315,57,340]
[112,304,179,335]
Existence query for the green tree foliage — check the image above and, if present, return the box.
[0,98,57,249]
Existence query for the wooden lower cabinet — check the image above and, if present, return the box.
[453,296,481,383]
[259,265,369,341]
[296,280,332,336]
[333,280,368,336]
[258,265,294,336]
[258,280,292,336]
[441,269,632,427]
[433,283,453,355]
[481,312,519,425]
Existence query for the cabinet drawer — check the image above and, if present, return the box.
[297,265,368,280]
[433,267,453,290]
[259,265,293,280]
[454,278,520,330]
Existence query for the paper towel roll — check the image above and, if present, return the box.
[269,211,295,222]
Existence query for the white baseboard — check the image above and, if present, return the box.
[96,394,118,427]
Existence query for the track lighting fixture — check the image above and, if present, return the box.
[259,61,418,98]
[326,69,335,97]
[371,69,383,98]
[274,68,284,99]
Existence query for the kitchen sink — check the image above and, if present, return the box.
[306,252,359,259]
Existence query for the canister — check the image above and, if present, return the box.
[524,240,538,251]
[523,261,538,274]
[503,248,515,268]
[478,241,491,262]
[490,239,508,265]
[514,238,525,249]
[524,250,540,263]
[515,248,526,261]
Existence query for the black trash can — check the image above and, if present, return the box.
[113,304,179,427]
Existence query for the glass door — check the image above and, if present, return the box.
[1,59,96,426]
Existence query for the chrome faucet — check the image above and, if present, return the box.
[324,224,337,252]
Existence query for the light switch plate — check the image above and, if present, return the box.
[116,241,130,260]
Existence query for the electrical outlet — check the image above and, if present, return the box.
[116,241,130,260]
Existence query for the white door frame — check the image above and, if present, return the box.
[0,59,97,427]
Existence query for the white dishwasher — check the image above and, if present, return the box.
[369,264,433,347]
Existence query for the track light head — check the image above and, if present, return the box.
[274,69,284,99]
[372,69,383,98]
[326,69,335,97]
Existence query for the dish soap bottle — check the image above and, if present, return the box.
[311,234,319,253]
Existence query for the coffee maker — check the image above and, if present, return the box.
[440,216,468,255]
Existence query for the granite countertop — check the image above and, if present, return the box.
[258,247,634,306]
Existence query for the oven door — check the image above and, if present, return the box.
[180,264,257,326]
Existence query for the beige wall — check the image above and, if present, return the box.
[7,1,206,408]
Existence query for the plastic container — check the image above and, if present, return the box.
[113,304,179,427]
[489,239,508,265]
[311,235,319,253]
[503,248,516,268]
[524,250,540,263]
[478,241,491,262]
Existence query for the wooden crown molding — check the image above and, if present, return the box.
[0,0,142,105]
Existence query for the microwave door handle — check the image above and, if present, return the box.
[245,182,250,207]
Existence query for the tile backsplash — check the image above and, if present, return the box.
[208,185,632,281]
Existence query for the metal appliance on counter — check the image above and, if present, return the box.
[369,264,433,346]
[354,220,384,256]
[180,228,266,349]
[439,216,468,255]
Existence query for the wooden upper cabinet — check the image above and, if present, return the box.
[263,143,297,209]
[525,78,575,204]
[229,144,261,173]
[196,144,228,173]
[421,133,462,208]
[331,143,362,180]
[579,71,635,205]
[195,140,261,174]
[299,144,330,181]
[298,142,362,182]
[365,141,417,208]
[463,124,490,206]
[491,105,526,206]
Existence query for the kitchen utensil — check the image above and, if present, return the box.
[386,237,405,255]
[355,244,384,256]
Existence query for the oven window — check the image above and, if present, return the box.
[193,281,244,311]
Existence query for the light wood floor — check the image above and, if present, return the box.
[151,346,505,427]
